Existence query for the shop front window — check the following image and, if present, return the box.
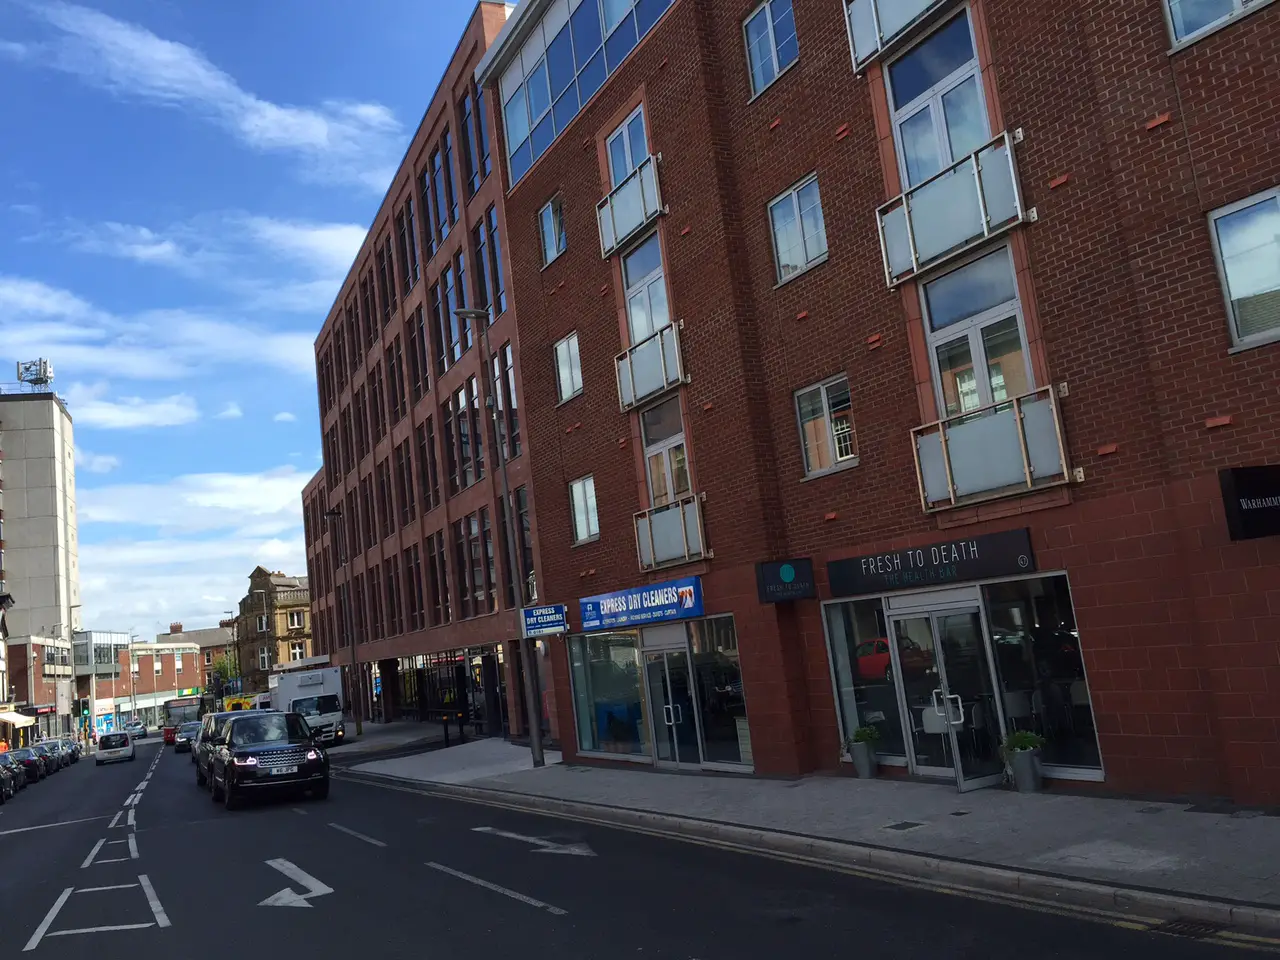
[568,632,650,757]
[687,617,750,765]
[981,575,1100,769]
[823,597,907,758]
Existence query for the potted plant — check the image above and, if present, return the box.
[844,726,880,779]
[1002,730,1046,792]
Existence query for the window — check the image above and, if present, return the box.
[795,376,858,475]
[1208,186,1280,347]
[407,306,429,402]
[386,336,407,425]
[376,458,396,539]
[768,175,828,281]
[744,0,798,97]
[622,232,670,343]
[452,513,493,620]
[204,650,212,665]
[430,143,451,241]
[539,197,567,265]
[384,557,403,636]
[416,419,441,512]
[359,474,376,549]
[258,646,269,671]
[485,207,507,316]
[641,396,690,507]
[175,654,182,673]
[404,544,425,631]
[154,655,162,674]
[426,530,452,626]
[1166,0,1258,42]
[287,610,305,629]
[555,333,584,402]
[290,641,306,662]
[368,564,384,640]
[570,475,600,543]
[492,342,521,460]
[131,657,139,675]
[607,105,647,188]
[256,614,268,633]
[459,92,481,196]
[886,10,987,189]
[921,246,1031,417]
[442,378,485,495]
[394,440,417,527]
[476,87,492,179]
[419,169,438,260]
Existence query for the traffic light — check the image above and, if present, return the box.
[82,700,90,717]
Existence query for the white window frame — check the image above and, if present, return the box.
[175,654,182,673]
[256,613,268,633]
[290,641,306,661]
[539,197,567,266]
[919,244,1034,418]
[640,396,690,508]
[768,174,829,283]
[154,655,162,675]
[884,7,988,191]
[743,0,799,99]
[622,232,670,343]
[794,376,859,476]
[204,650,212,665]
[555,332,584,402]
[569,475,600,544]
[1162,0,1271,47]
[258,646,269,671]
[606,104,648,188]
[1207,185,1280,350]
[287,610,305,629]
[131,657,139,675]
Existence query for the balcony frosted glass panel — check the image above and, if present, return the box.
[636,497,704,569]
[598,156,661,257]
[911,168,984,266]
[979,141,1019,229]
[1020,395,1066,485]
[617,324,682,410]
[848,0,945,66]
[881,204,913,278]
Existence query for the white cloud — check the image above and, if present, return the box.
[0,39,31,60]
[19,2,402,190]
[74,448,121,473]
[77,464,309,629]
[244,218,367,276]
[214,401,243,420]
[64,382,199,429]
[273,411,297,423]
[65,221,184,267]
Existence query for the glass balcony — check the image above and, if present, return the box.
[635,494,707,570]
[912,385,1070,511]
[597,154,664,258]
[845,0,952,69]
[616,322,684,412]
[878,131,1026,287]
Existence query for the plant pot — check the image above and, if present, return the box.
[1009,747,1042,792]
[849,740,877,779]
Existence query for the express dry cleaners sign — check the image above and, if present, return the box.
[580,577,704,631]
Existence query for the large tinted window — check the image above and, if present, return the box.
[228,713,310,746]
[101,734,128,749]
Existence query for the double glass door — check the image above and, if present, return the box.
[645,650,702,766]
[891,607,1005,791]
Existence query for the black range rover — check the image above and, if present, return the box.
[208,712,329,810]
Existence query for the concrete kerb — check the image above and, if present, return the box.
[334,769,1280,937]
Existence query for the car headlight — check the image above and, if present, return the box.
[306,749,319,761]
[233,755,258,766]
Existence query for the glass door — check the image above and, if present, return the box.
[892,607,1005,791]
[643,650,702,767]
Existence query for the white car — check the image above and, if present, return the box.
[96,731,136,765]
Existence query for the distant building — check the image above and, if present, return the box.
[158,621,235,692]
[235,567,312,693]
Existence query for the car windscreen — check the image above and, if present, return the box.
[31,744,49,754]
[11,749,32,759]
[291,694,340,717]
[101,734,128,749]
[180,723,201,735]
[227,713,309,746]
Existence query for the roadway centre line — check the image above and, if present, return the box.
[128,834,139,859]
[81,839,106,869]
[139,874,171,927]
[122,794,136,807]
[135,781,148,791]
[76,884,137,893]
[95,859,129,864]
[107,811,123,829]
[0,816,109,838]
[425,862,568,916]
[127,809,136,828]
[23,887,73,951]
[291,807,308,815]
[328,823,386,847]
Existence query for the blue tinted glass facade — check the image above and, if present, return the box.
[503,0,674,186]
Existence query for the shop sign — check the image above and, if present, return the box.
[756,559,816,603]
[1220,465,1280,542]
[580,577,704,631]
[828,528,1036,597]
[521,604,569,638]
[25,704,57,716]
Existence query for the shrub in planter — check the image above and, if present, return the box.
[1001,730,1046,792]
[844,726,880,779]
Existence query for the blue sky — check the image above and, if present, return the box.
[0,0,477,634]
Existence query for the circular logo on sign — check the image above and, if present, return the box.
[1017,554,1030,569]
[780,563,796,584]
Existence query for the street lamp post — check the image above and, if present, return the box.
[456,307,544,767]
[323,506,363,737]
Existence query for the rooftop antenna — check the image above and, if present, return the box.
[16,359,54,392]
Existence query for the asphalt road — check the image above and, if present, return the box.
[0,739,1253,959]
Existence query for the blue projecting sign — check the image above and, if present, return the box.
[579,577,704,631]
[521,604,569,638]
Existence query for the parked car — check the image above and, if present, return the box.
[0,752,28,789]
[0,760,15,802]
[96,732,136,765]
[207,711,329,809]
[10,748,45,781]
[48,741,72,768]
[31,742,60,773]
[174,721,200,754]
[60,738,81,762]
[124,720,147,739]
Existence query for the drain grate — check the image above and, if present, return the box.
[884,820,925,831]
[1151,918,1225,939]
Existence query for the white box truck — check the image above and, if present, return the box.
[273,667,346,745]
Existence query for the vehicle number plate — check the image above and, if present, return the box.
[270,765,298,776]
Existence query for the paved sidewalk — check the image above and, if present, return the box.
[327,718,447,757]
[343,744,1280,929]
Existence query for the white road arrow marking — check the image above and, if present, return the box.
[259,858,334,907]
[471,826,596,857]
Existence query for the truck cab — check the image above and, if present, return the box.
[273,668,346,745]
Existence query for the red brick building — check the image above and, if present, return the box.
[71,632,200,733]
[7,638,74,739]
[303,3,556,743]
[472,0,1280,801]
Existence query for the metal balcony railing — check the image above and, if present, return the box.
[877,130,1027,287]
[911,385,1070,512]
[616,321,685,411]
[635,493,708,571]
[597,154,664,258]
[844,0,952,69]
